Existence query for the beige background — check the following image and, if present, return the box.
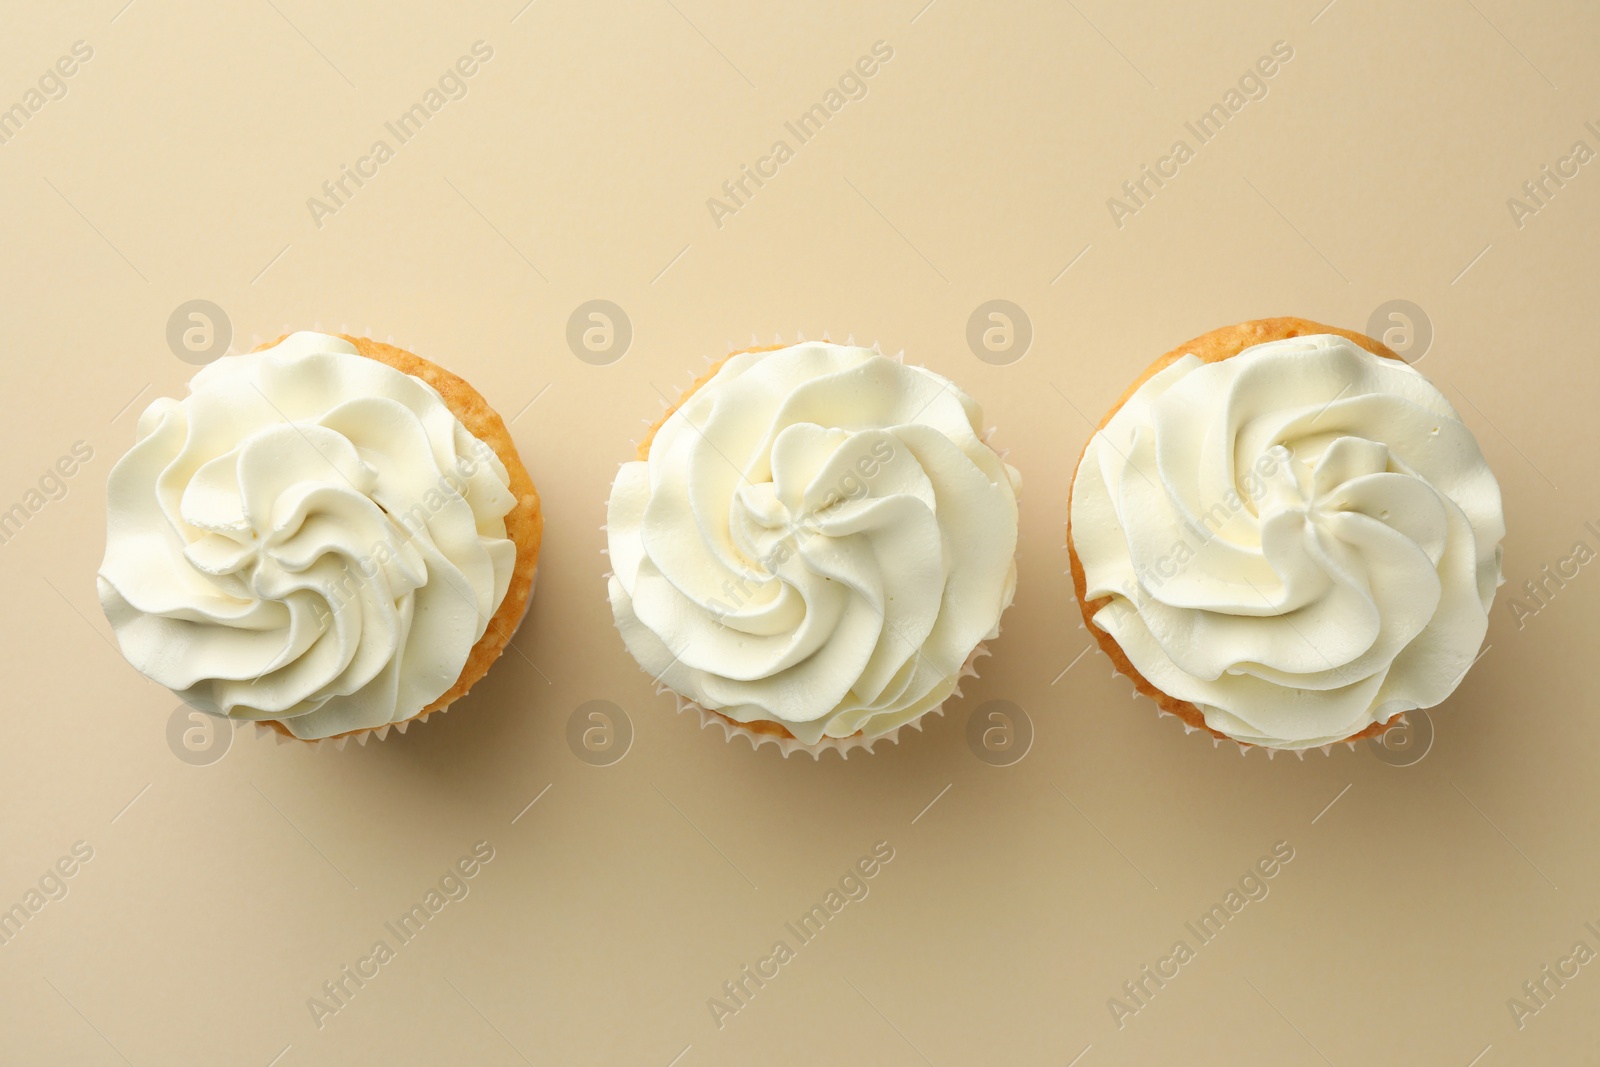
[2,0,1597,1063]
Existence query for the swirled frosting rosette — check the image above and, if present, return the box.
[607,342,1020,752]
[98,331,541,742]
[1068,320,1505,751]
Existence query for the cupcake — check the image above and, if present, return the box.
[98,331,542,743]
[1067,318,1504,752]
[607,340,1020,756]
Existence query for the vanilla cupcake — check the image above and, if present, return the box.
[607,341,1020,756]
[1068,318,1504,752]
[98,331,542,743]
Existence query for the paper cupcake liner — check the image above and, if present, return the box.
[225,328,541,751]
[611,331,1017,759]
[250,708,441,750]
[248,566,539,751]
[665,639,993,760]
[1079,620,1386,760]
[1063,318,1429,761]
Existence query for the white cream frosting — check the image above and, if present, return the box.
[607,342,1020,745]
[98,331,518,740]
[1072,333,1505,749]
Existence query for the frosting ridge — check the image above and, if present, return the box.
[607,343,1020,745]
[1071,333,1504,749]
[98,331,517,740]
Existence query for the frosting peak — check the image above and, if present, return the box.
[608,343,1020,745]
[98,331,518,739]
[1071,333,1505,749]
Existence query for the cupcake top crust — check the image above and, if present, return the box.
[607,342,1020,745]
[1071,332,1505,749]
[98,331,520,740]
